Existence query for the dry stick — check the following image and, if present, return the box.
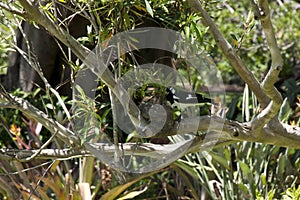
[187,0,269,108]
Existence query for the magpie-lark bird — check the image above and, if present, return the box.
[165,87,212,105]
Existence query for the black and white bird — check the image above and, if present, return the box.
[133,85,213,107]
[165,87,213,105]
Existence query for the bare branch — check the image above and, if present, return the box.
[0,148,91,161]
[1,114,300,162]
[186,0,269,107]
[251,0,284,130]
[187,0,287,134]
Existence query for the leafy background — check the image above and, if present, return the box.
[0,0,299,199]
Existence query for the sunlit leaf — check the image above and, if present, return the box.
[117,186,148,200]
[144,0,154,17]
[242,84,250,122]
[279,98,292,122]
[261,173,267,185]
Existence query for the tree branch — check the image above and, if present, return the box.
[0,148,91,161]
[187,0,287,137]
[251,0,284,130]
[1,115,300,162]
[187,0,269,107]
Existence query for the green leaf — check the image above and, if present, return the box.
[261,173,267,185]
[144,0,154,17]
[50,88,72,121]
[238,183,249,194]
[191,21,202,42]
[210,151,229,170]
[267,189,275,200]
[226,97,239,119]
[276,153,286,177]
[238,160,253,183]
[184,26,190,39]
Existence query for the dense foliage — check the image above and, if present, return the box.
[0,0,299,199]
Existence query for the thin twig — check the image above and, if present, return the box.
[17,131,58,162]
